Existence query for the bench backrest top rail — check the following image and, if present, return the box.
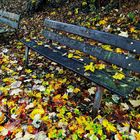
[44,19,140,54]
[0,10,20,21]
[42,30,140,73]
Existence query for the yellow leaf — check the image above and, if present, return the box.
[58,69,64,74]
[102,119,108,127]
[0,126,4,131]
[26,38,31,42]
[7,101,15,107]
[68,53,73,58]
[69,124,77,131]
[37,41,43,46]
[115,48,123,54]
[32,75,37,79]
[84,62,95,72]
[112,72,125,80]
[36,92,42,99]
[75,8,79,14]
[82,2,87,6]
[95,63,106,70]
[62,94,68,100]
[67,11,72,16]
[53,94,61,101]
[136,87,140,92]
[50,11,56,15]
[99,20,107,25]
[67,112,73,119]
[25,69,32,73]
[98,129,103,136]
[101,45,113,51]
[135,133,140,140]
[102,119,116,132]
[73,55,81,59]
[130,27,136,33]
[112,64,119,70]
[73,88,80,93]
[77,127,84,135]
[41,116,49,123]
[30,106,44,120]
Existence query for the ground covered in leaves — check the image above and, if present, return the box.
[0,2,140,140]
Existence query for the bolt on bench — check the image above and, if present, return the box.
[0,10,21,36]
[21,19,140,116]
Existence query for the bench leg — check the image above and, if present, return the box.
[92,86,103,117]
[25,47,30,67]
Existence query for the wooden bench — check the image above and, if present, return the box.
[0,10,21,35]
[21,19,140,116]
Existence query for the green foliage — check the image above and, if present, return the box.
[127,12,136,22]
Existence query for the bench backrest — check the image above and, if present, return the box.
[0,10,20,29]
[43,19,140,73]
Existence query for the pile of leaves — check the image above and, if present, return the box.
[0,2,140,140]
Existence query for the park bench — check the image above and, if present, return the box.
[0,10,21,36]
[21,19,140,116]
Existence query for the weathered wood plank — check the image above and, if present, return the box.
[21,39,136,97]
[0,10,20,21]
[44,19,140,54]
[0,17,18,29]
[42,30,140,73]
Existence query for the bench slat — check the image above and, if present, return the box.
[50,42,140,88]
[44,19,140,54]
[0,17,18,29]
[0,10,20,21]
[43,30,140,73]
[21,39,137,97]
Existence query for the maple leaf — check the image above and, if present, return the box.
[99,20,107,25]
[25,69,32,73]
[73,88,80,94]
[102,119,117,132]
[30,105,45,120]
[84,62,95,72]
[112,72,125,80]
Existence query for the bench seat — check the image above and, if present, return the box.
[21,39,140,97]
